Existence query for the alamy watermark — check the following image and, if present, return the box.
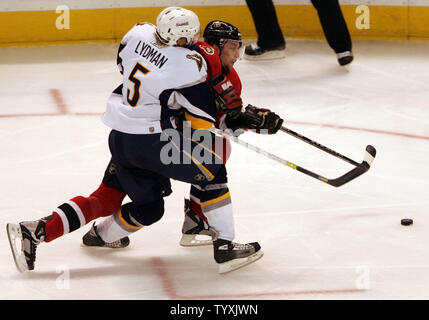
[56,265,70,289]
[356,5,370,30]
[159,121,266,166]
[56,5,70,30]
[355,265,371,290]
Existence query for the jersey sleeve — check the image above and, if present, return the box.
[214,67,243,129]
[159,81,217,130]
[225,68,242,96]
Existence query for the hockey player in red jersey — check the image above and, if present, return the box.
[179,21,283,246]
[6,15,282,274]
[179,21,245,246]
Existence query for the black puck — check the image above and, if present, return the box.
[401,218,413,226]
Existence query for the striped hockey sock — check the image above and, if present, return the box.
[44,184,125,242]
[198,184,235,241]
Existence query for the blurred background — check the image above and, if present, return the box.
[1,0,428,46]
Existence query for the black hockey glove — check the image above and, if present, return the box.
[239,104,283,134]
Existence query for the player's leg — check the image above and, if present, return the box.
[95,130,263,273]
[150,132,263,272]
[7,159,126,272]
[82,161,172,247]
[180,190,217,247]
[91,161,262,273]
[86,199,166,246]
[180,135,231,246]
[194,165,263,273]
[244,0,286,60]
[44,158,126,243]
[311,0,353,65]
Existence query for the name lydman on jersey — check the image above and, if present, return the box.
[133,40,169,70]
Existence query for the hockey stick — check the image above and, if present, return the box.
[209,127,376,187]
[280,126,360,166]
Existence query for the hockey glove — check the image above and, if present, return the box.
[240,104,283,134]
[210,74,242,119]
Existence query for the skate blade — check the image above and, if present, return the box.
[80,243,130,249]
[218,250,264,274]
[180,234,213,247]
[6,223,29,273]
[80,243,110,249]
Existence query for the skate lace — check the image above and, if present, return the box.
[28,232,43,264]
[31,232,45,245]
[105,239,125,248]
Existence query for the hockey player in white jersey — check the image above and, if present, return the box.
[6,7,263,274]
[98,7,264,274]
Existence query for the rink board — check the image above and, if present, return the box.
[1,1,429,45]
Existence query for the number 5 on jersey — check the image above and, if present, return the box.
[127,63,151,107]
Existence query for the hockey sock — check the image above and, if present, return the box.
[96,199,164,243]
[96,208,143,243]
[44,183,125,242]
[199,185,235,241]
[189,185,208,222]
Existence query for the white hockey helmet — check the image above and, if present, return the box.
[156,7,200,46]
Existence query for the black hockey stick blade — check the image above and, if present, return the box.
[323,145,376,187]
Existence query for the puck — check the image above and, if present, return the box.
[401,218,413,226]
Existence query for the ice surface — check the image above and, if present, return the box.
[0,39,428,300]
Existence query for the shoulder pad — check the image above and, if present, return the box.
[194,41,222,81]
[197,42,216,56]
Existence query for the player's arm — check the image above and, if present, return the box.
[212,76,283,135]
[161,50,218,130]
[160,82,217,130]
[213,90,283,135]
[210,74,243,119]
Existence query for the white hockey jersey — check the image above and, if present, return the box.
[102,23,217,134]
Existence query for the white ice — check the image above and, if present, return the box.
[0,39,429,300]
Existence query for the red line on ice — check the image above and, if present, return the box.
[151,257,366,299]
[49,89,68,115]
[151,257,179,299]
[288,120,429,141]
[1,112,428,141]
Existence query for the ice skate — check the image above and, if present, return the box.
[337,51,353,66]
[214,239,264,274]
[244,43,286,61]
[180,199,218,247]
[82,222,129,249]
[6,220,46,272]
